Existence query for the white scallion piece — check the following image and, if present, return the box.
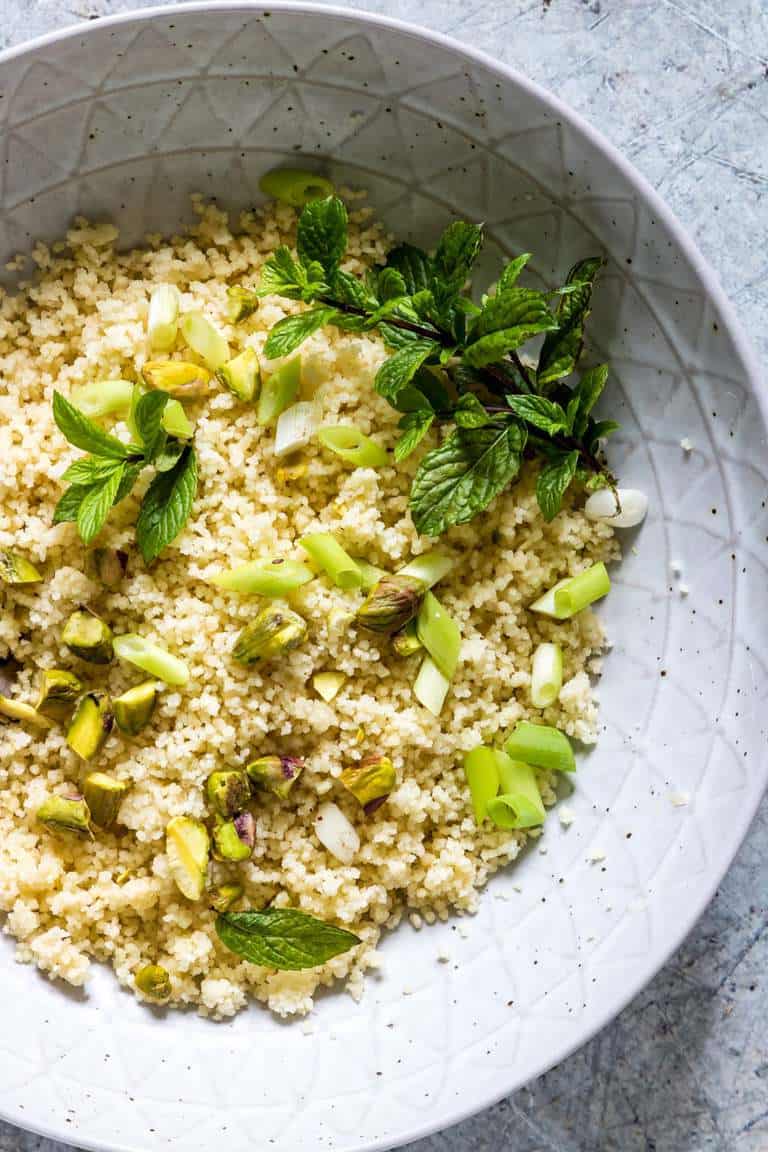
[413,654,450,716]
[274,402,318,458]
[530,642,563,708]
[147,285,181,352]
[314,801,359,864]
[312,671,346,702]
[584,487,648,528]
[179,310,230,370]
[398,550,454,589]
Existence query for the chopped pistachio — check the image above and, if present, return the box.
[142,360,212,398]
[37,793,91,837]
[135,964,172,1001]
[113,680,158,736]
[312,671,346,703]
[232,603,308,665]
[276,462,308,484]
[166,816,210,900]
[0,550,42,585]
[62,609,114,664]
[246,755,304,799]
[66,691,113,760]
[85,547,128,589]
[208,881,244,913]
[227,286,259,323]
[212,813,254,862]
[356,575,425,635]
[392,619,423,657]
[83,771,129,829]
[0,694,55,729]
[215,346,260,402]
[35,668,83,722]
[340,754,397,815]
[206,769,251,819]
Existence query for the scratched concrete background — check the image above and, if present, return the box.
[0,1,766,1150]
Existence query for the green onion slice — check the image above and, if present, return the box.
[113,633,189,686]
[530,642,563,708]
[179,310,230,371]
[210,558,314,596]
[398,550,454,589]
[148,285,180,353]
[352,559,387,593]
[529,562,610,619]
[70,380,134,420]
[504,720,575,773]
[317,425,388,469]
[161,399,194,440]
[416,591,460,680]
[486,753,545,829]
[257,357,301,426]
[299,532,362,591]
[413,654,450,716]
[463,745,500,825]
[259,167,335,207]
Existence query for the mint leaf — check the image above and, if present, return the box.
[330,269,369,307]
[506,394,569,435]
[535,450,579,521]
[60,456,125,485]
[497,253,531,295]
[377,267,407,301]
[392,367,451,416]
[571,363,608,436]
[463,323,555,369]
[296,196,348,274]
[432,221,484,294]
[386,243,432,294]
[264,307,339,359]
[215,908,360,970]
[53,392,133,460]
[134,389,170,461]
[589,419,621,447]
[374,340,440,400]
[113,461,143,502]
[454,393,492,429]
[537,257,603,387]
[135,445,197,564]
[395,409,435,461]
[53,483,91,524]
[378,322,426,350]
[410,422,527,536]
[76,465,125,544]
[471,287,554,340]
[153,441,186,473]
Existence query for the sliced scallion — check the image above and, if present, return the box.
[299,532,362,591]
[416,591,460,680]
[398,550,454,590]
[274,402,318,458]
[413,654,450,717]
[147,285,180,353]
[161,399,194,440]
[210,558,313,596]
[257,356,301,426]
[504,720,575,773]
[463,745,500,825]
[259,167,335,207]
[113,633,189,687]
[312,671,346,702]
[353,559,387,593]
[317,425,388,469]
[70,380,134,420]
[530,563,610,620]
[486,752,545,829]
[179,310,230,371]
[530,642,563,708]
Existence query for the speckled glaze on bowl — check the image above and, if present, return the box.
[0,6,765,1152]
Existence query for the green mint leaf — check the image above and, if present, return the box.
[432,221,484,295]
[463,324,555,369]
[296,196,348,274]
[215,908,360,970]
[53,392,133,460]
[391,366,451,415]
[133,389,171,460]
[374,340,440,400]
[153,440,187,473]
[52,483,92,524]
[471,287,554,340]
[537,257,603,387]
[60,456,125,486]
[329,269,369,307]
[535,450,579,521]
[264,307,339,359]
[377,267,407,301]
[505,394,569,435]
[113,462,143,503]
[257,246,306,298]
[76,465,126,545]
[565,394,580,434]
[135,445,198,564]
[394,409,435,461]
[364,296,412,327]
[454,393,492,429]
[572,363,609,436]
[589,419,621,448]
[386,243,432,295]
[497,253,532,295]
[410,422,527,536]
[378,322,428,350]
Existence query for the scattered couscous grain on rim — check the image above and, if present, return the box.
[0,197,619,1018]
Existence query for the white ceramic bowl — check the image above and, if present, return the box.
[0,6,765,1151]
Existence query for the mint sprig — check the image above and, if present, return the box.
[52,390,198,560]
[246,195,620,529]
[215,908,360,970]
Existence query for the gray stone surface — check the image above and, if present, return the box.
[0,1,766,1150]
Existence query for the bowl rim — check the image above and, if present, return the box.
[0,4,765,1151]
